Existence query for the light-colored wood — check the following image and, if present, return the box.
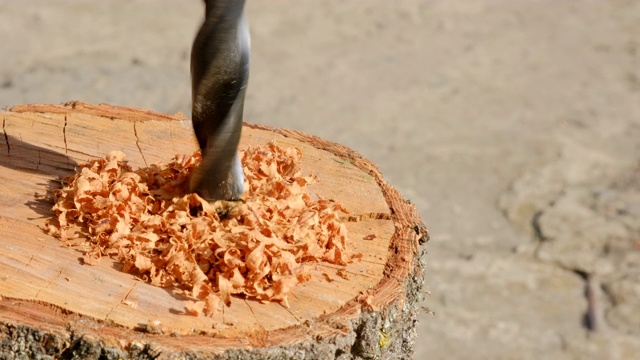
[0,102,427,359]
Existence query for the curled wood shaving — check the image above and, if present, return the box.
[46,142,354,316]
[336,268,350,280]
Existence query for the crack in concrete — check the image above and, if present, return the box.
[2,116,10,156]
[133,122,148,166]
[531,210,547,241]
[574,270,599,332]
[530,209,602,334]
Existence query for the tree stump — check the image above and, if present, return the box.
[0,102,428,360]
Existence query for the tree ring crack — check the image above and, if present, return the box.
[105,282,138,322]
[133,122,148,166]
[63,115,68,155]
[34,267,64,300]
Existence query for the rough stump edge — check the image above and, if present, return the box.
[0,102,429,360]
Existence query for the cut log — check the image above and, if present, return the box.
[0,102,428,360]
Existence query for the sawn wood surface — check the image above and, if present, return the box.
[0,102,427,356]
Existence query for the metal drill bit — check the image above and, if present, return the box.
[190,0,249,201]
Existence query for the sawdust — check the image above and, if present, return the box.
[45,142,356,316]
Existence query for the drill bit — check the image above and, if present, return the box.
[190,0,250,201]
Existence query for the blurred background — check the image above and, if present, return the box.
[1,0,639,358]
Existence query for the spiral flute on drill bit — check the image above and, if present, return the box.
[190,0,250,201]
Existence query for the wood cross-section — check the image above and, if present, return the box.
[0,102,427,359]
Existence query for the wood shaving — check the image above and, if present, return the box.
[322,272,334,283]
[46,142,354,316]
[336,268,349,280]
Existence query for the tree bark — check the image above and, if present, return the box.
[0,102,428,360]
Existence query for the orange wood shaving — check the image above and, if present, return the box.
[46,142,353,316]
[336,268,350,280]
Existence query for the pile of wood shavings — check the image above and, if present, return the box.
[46,142,356,316]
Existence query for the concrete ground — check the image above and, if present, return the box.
[1,1,639,359]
